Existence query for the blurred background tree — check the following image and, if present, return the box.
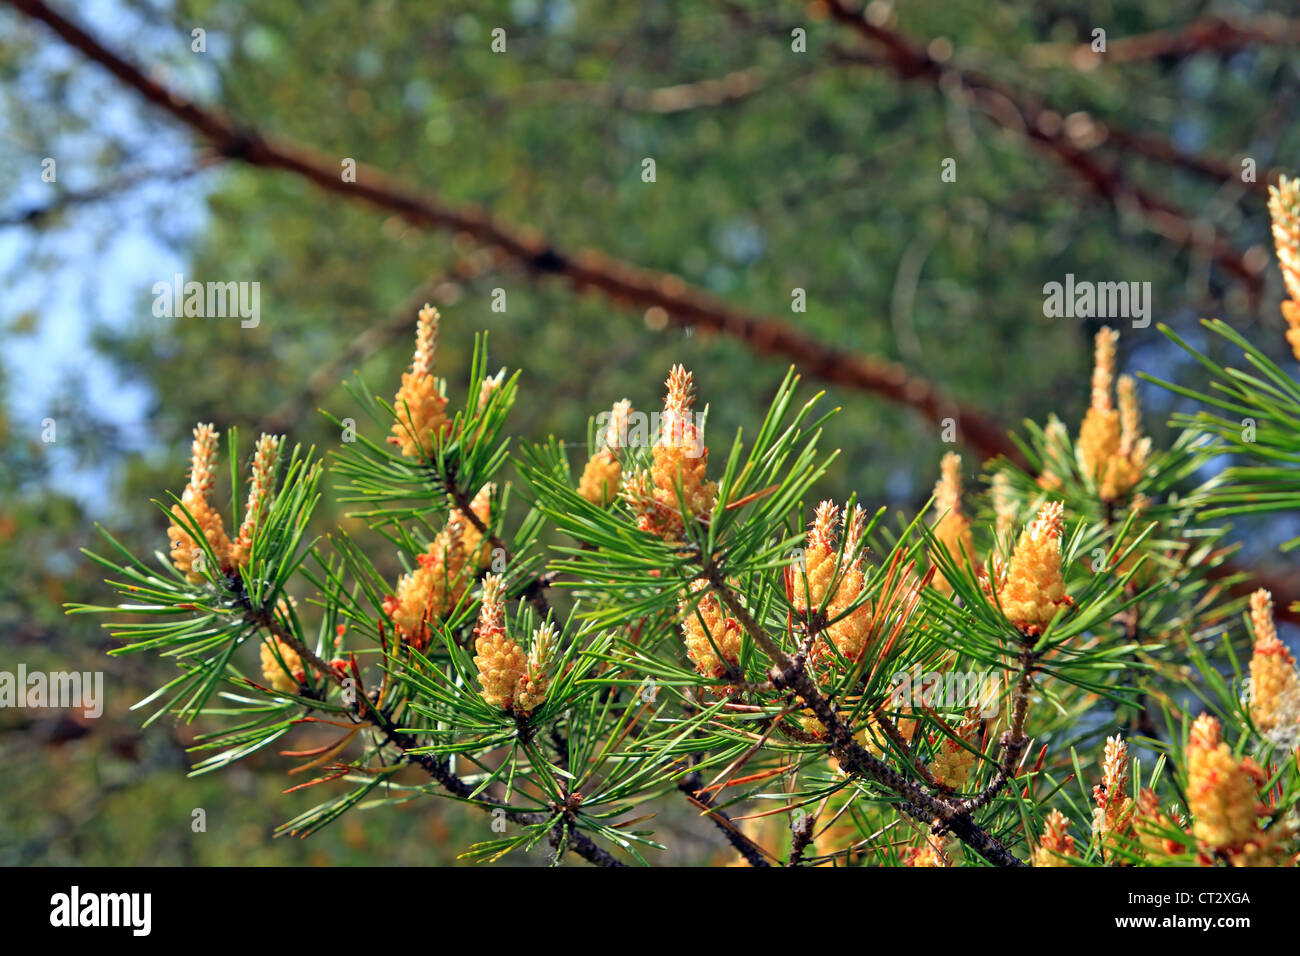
[2,0,1298,864]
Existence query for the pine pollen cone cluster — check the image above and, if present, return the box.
[1267,174,1300,362]
[472,574,554,714]
[1040,736,1160,867]
[679,578,744,680]
[1076,328,1151,501]
[166,424,283,583]
[623,365,718,540]
[788,501,873,662]
[1092,735,1136,860]
[1035,727,1293,866]
[383,487,493,650]
[577,398,631,505]
[388,304,452,458]
[1031,809,1078,867]
[992,500,1073,635]
[1248,588,1300,745]
[902,835,953,867]
[1134,787,1189,860]
[459,483,496,571]
[1185,713,1289,864]
[927,713,980,790]
[260,637,305,693]
[930,451,974,593]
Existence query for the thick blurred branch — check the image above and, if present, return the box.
[823,1,1267,295]
[4,0,1021,465]
[1102,127,1279,198]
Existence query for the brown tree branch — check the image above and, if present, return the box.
[1103,127,1279,198]
[831,28,1283,198]
[823,1,1267,295]
[4,0,1021,465]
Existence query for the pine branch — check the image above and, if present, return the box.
[22,0,1299,612]
[385,724,625,868]
[251,601,624,866]
[698,554,1026,867]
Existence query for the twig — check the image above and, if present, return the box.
[441,475,552,620]
[677,769,772,867]
[1027,14,1300,68]
[960,648,1034,813]
[787,809,815,866]
[872,705,948,792]
[476,66,776,114]
[0,155,220,226]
